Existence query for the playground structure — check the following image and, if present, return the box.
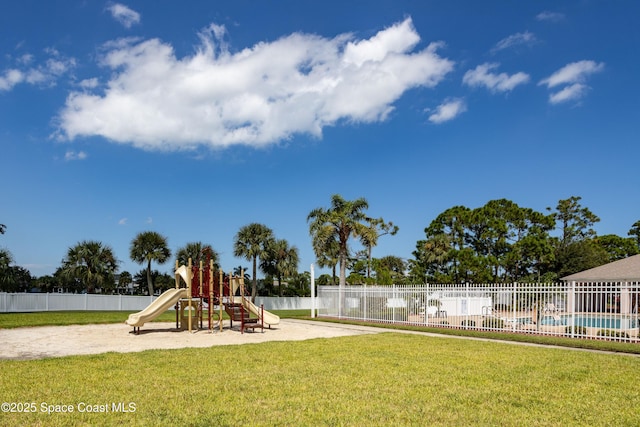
[125,258,280,334]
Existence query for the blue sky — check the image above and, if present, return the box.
[1,1,639,278]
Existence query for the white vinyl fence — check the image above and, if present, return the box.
[317,282,640,342]
[0,292,314,313]
[254,296,315,310]
[0,293,157,312]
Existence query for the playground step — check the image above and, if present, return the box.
[225,303,254,322]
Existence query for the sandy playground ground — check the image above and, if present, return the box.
[0,319,386,361]
[2,318,634,361]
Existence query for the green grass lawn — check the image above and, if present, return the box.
[0,311,175,328]
[1,311,640,425]
[1,333,639,426]
[0,309,310,329]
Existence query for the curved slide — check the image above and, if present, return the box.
[126,288,187,328]
[237,297,280,326]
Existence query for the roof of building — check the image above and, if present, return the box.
[562,254,640,282]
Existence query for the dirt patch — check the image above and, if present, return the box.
[0,319,381,360]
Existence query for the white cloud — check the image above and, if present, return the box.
[492,31,536,53]
[463,63,529,93]
[25,69,47,85]
[0,69,24,91]
[57,18,455,151]
[107,3,141,28]
[118,218,128,225]
[539,60,604,104]
[46,58,74,76]
[64,150,88,161]
[146,217,153,224]
[539,60,604,88]
[548,83,588,104]
[428,98,466,124]
[79,78,99,89]
[17,54,34,65]
[0,51,75,91]
[343,18,420,66]
[536,11,565,22]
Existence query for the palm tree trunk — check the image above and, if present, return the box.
[339,251,347,317]
[251,255,257,302]
[146,259,154,296]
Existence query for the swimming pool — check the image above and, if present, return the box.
[540,315,638,329]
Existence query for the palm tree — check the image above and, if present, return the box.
[0,248,11,269]
[422,234,451,265]
[175,242,219,268]
[307,194,369,288]
[360,217,399,279]
[0,248,14,291]
[130,231,171,296]
[61,240,118,293]
[416,233,452,282]
[118,271,133,294]
[233,265,251,280]
[312,235,340,285]
[260,238,299,296]
[233,223,274,301]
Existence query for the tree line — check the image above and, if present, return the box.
[0,225,303,297]
[307,195,640,286]
[411,197,639,284]
[1,195,639,293]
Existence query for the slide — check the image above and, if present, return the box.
[126,288,187,327]
[237,297,280,326]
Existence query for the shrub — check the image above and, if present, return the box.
[565,326,587,336]
[461,319,476,328]
[597,329,630,339]
[482,317,504,329]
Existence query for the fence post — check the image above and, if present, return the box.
[310,264,315,318]
[363,283,367,322]
[338,284,343,319]
[620,281,630,330]
[465,282,469,327]
[392,284,396,322]
[512,282,517,332]
[569,281,576,338]
[426,282,430,325]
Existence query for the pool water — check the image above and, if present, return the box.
[540,315,638,329]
